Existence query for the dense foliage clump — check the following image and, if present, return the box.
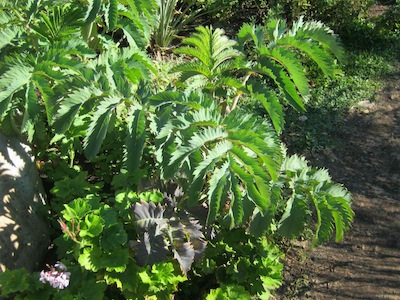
[10,0,400,299]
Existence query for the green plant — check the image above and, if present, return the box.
[0,1,355,298]
[276,155,354,245]
[182,228,284,299]
[206,285,252,300]
[132,200,207,273]
[171,18,344,132]
[152,0,204,52]
[266,0,375,32]
[54,191,193,298]
[154,92,282,228]
[0,265,107,299]
[0,0,158,149]
[82,0,158,49]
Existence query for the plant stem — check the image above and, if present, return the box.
[227,73,252,113]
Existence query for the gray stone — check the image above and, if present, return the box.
[0,132,49,272]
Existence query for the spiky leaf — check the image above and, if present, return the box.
[125,105,147,173]
[84,95,121,160]
[132,200,206,273]
[156,93,282,226]
[85,0,102,24]
[107,0,118,31]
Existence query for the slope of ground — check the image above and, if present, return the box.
[276,68,400,299]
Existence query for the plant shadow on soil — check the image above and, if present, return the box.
[275,69,400,299]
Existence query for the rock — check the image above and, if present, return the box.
[0,132,49,272]
[357,100,374,108]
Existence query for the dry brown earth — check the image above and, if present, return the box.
[276,68,400,299]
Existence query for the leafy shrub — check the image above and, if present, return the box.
[374,1,400,33]
[269,0,374,29]
[152,0,206,52]
[0,1,355,298]
[181,228,284,299]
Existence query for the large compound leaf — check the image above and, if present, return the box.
[156,93,283,228]
[277,155,354,245]
[277,194,309,239]
[255,56,305,112]
[0,64,33,117]
[236,18,344,117]
[54,86,98,133]
[261,47,310,100]
[0,26,21,51]
[172,26,242,90]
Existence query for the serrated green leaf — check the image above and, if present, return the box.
[230,159,269,213]
[228,130,278,181]
[22,82,42,142]
[105,261,141,292]
[278,195,308,239]
[0,269,30,296]
[207,161,229,223]
[256,56,305,112]
[62,197,93,221]
[193,140,232,180]
[168,126,227,174]
[229,173,244,226]
[281,154,308,172]
[254,90,284,134]
[125,105,147,173]
[261,47,310,100]
[249,208,274,237]
[85,0,101,24]
[79,246,129,272]
[312,195,334,245]
[206,284,252,300]
[0,26,21,51]
[54,86,94,133]
[107,0,118,31]
[0,64,33,116]
[84,96,121,160]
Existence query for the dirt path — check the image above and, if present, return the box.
[277,71,400,299]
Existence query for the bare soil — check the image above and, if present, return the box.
[276,68,400,299]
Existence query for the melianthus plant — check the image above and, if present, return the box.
[156,22,353,242]
[0,0,157,149]
[0,1,354,298]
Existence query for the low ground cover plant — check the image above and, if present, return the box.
[0,0,370,299]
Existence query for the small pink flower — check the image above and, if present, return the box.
[39,262,70,289]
